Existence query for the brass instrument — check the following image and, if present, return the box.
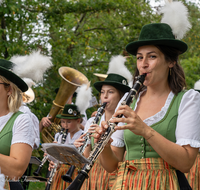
[41,67,89,143]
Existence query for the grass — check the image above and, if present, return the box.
[27,182,46,190]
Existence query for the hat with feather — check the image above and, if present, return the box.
[7,50,52,100]
[0,59,28,92]
[126,0,191,55]
[56,83,92,119]
[94,55,132,93]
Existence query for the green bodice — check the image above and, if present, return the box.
[125,91,185,160]
[0,111,22,156]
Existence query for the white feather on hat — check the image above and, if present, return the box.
[160,0,191,40]
[194,80,200,91]
[107,55,133,86]
[75,83,92,114]
[10,50,53,83]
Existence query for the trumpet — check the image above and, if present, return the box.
[61,102,107,183]
[66,74,146,190]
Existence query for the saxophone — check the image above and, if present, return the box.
[66,74,146,190]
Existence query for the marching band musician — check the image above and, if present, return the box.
[74,55,132,190]
[39,92,87,132]
[0,59,34,190]
[48,104,85,190]
[92,1,200,190]
[48,84,92,190]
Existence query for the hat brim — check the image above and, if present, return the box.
[194,89,200,93]
[94,81,131,93]
[0,66,28,92]
[56,114,85,119]
[126,39,188,56]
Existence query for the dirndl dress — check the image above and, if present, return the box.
[111,158,180,190]
[185,153,200,189]
[81,158,117,190]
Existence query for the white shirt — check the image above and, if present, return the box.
[19,105,40,149]
[115,89,200,148]
[54,129,84,145]
[0,112,35,148]
[84,113,124,147]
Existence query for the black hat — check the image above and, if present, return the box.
[0,59,28,92]
[56,104,85,119]
[94,73,131,93]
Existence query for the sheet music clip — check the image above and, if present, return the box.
[42,143,90,168]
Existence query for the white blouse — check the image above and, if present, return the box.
[54,129,84,145]
[19,105,40,149]
[114,89,200,148]
[84,113,125,147]
[0,112,35,148]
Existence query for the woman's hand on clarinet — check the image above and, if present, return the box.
[73,133,86,148]
[91,121,113,146]
[109,105,151,138]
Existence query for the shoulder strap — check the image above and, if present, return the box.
[0,111,23,135]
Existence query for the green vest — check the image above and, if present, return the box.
[0,111,23,156]
[125,91,185,160]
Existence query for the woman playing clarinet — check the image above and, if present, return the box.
[74,55,132,190]
[92,1,200,190]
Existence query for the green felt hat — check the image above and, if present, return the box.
[56,104,84,119]
[126,23,188,56]
[94,73,131,93]
[0,59,28,92]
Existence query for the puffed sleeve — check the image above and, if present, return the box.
[83,117,94,144]
[176,89,200,148]
[12,113,35,148]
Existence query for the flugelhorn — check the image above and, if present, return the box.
[66,74,146,190]
[61,102,107,183]
[41,66,89,143]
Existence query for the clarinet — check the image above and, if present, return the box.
[78,102,107,154]
[66,74,146,190]
[61,129,68,144]
[33,127,65,176]
[45,128,68,190]
[61,102,107,183]
[45,163,58,190]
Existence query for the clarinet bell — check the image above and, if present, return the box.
[33,166,42,176]
[61,165,75,183]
